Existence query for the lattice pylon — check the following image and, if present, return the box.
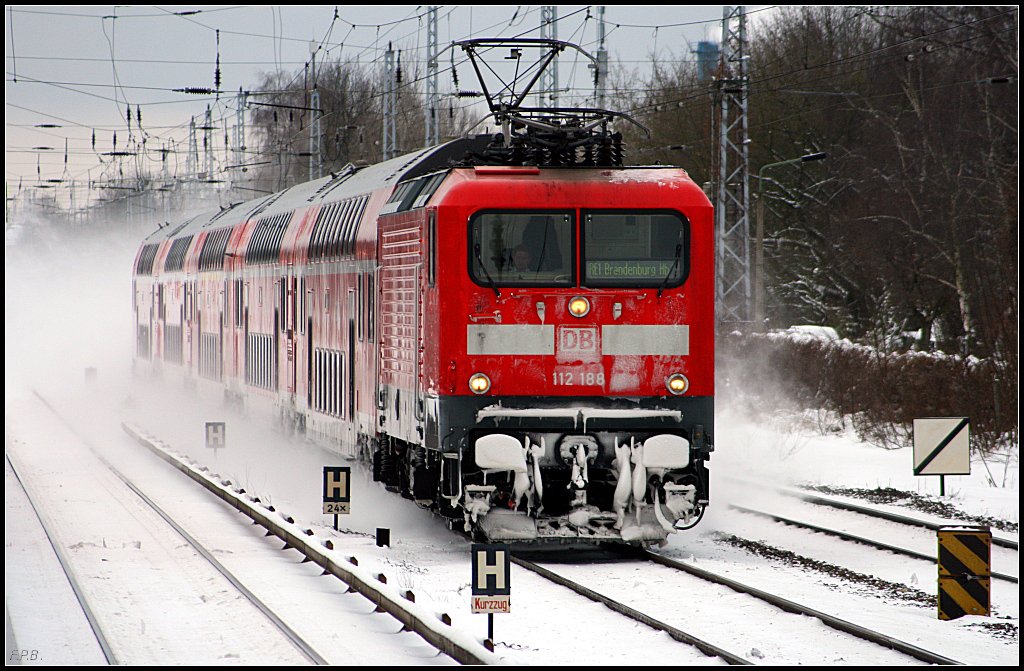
[715,6,751,326]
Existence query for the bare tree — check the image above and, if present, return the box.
[247,54,476,192]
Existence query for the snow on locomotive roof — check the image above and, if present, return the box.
[607,168,689,187]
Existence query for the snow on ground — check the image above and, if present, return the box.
[680,403,1019,664]
[6,391,457,665]
[5,459,108,666]
[712,404,1019,527]
[61,381,722,666]
[661,511,1017,666]
[14,358,1015,666]
[5,227,1018,664]
[5,398,313,665]
[724,499,1019,588]
[548,558,924,665]
[13,373,1015,665]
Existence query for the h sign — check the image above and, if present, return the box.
[205,422,226,449]
[471,543,511,596]
[322,466,351,514]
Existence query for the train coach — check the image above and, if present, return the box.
[134,50,715,544]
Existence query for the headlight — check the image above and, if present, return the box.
[568,296,590,318]
[666,373,689,395]
[469,373,491,394]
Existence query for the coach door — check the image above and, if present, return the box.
[285,274,297,395]
[347,288,357,421]
[148,284,156,359]
[184,282,193,369]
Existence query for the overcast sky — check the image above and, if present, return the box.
[5,5,761,196]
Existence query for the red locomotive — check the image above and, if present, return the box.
[133,40,714,544]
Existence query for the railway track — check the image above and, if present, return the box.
[793,489,1018,551]
[726,477,1018,551]
[117,419,494,665]
[116,402,744,665]
[5,453,119,665]
[113,411,1001,665]
[639,549,963,665]
[511,555,753,665]
[116,406,955,665]
[105,462,328,664]
[512,547,961,666]
[27,392,328,665]
[19,388,999,665]
[118,417,768,665]
[729,504,1018,584]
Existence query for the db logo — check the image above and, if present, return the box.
[560,327,598,353]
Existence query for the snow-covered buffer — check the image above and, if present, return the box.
[719,329,1016,451]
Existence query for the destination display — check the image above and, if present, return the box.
[586,260,677,280]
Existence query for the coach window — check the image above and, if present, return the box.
[356,274,364,342]
[364,272,372,344]
[235,280,244,328]
[581,210,689,289]
[469,211,574,287]
[298,278,306,335]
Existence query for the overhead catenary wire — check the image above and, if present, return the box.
[8,6,1016,197]
[8,6,247,20]
[238,6,572,167]
[602,6,777,30]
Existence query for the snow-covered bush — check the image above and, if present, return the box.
[719,331,1016,452]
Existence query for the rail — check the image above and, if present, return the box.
[6,453,119,665]
[730,504,1017,584]
[511,555,752,665]
[120,421,496,665]
[641,549,963,666]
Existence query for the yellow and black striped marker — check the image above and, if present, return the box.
[937,526,991,620]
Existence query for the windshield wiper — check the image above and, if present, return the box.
[474,242,501,297]
[657,242,682,298]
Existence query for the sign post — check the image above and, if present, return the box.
[913,417,970,496]
[323,466,351,530]
[471,543,511,644]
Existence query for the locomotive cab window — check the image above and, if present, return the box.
[469,211,574,287]
[582,210,690,288]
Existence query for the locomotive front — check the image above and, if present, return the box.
[425,166,714,544]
